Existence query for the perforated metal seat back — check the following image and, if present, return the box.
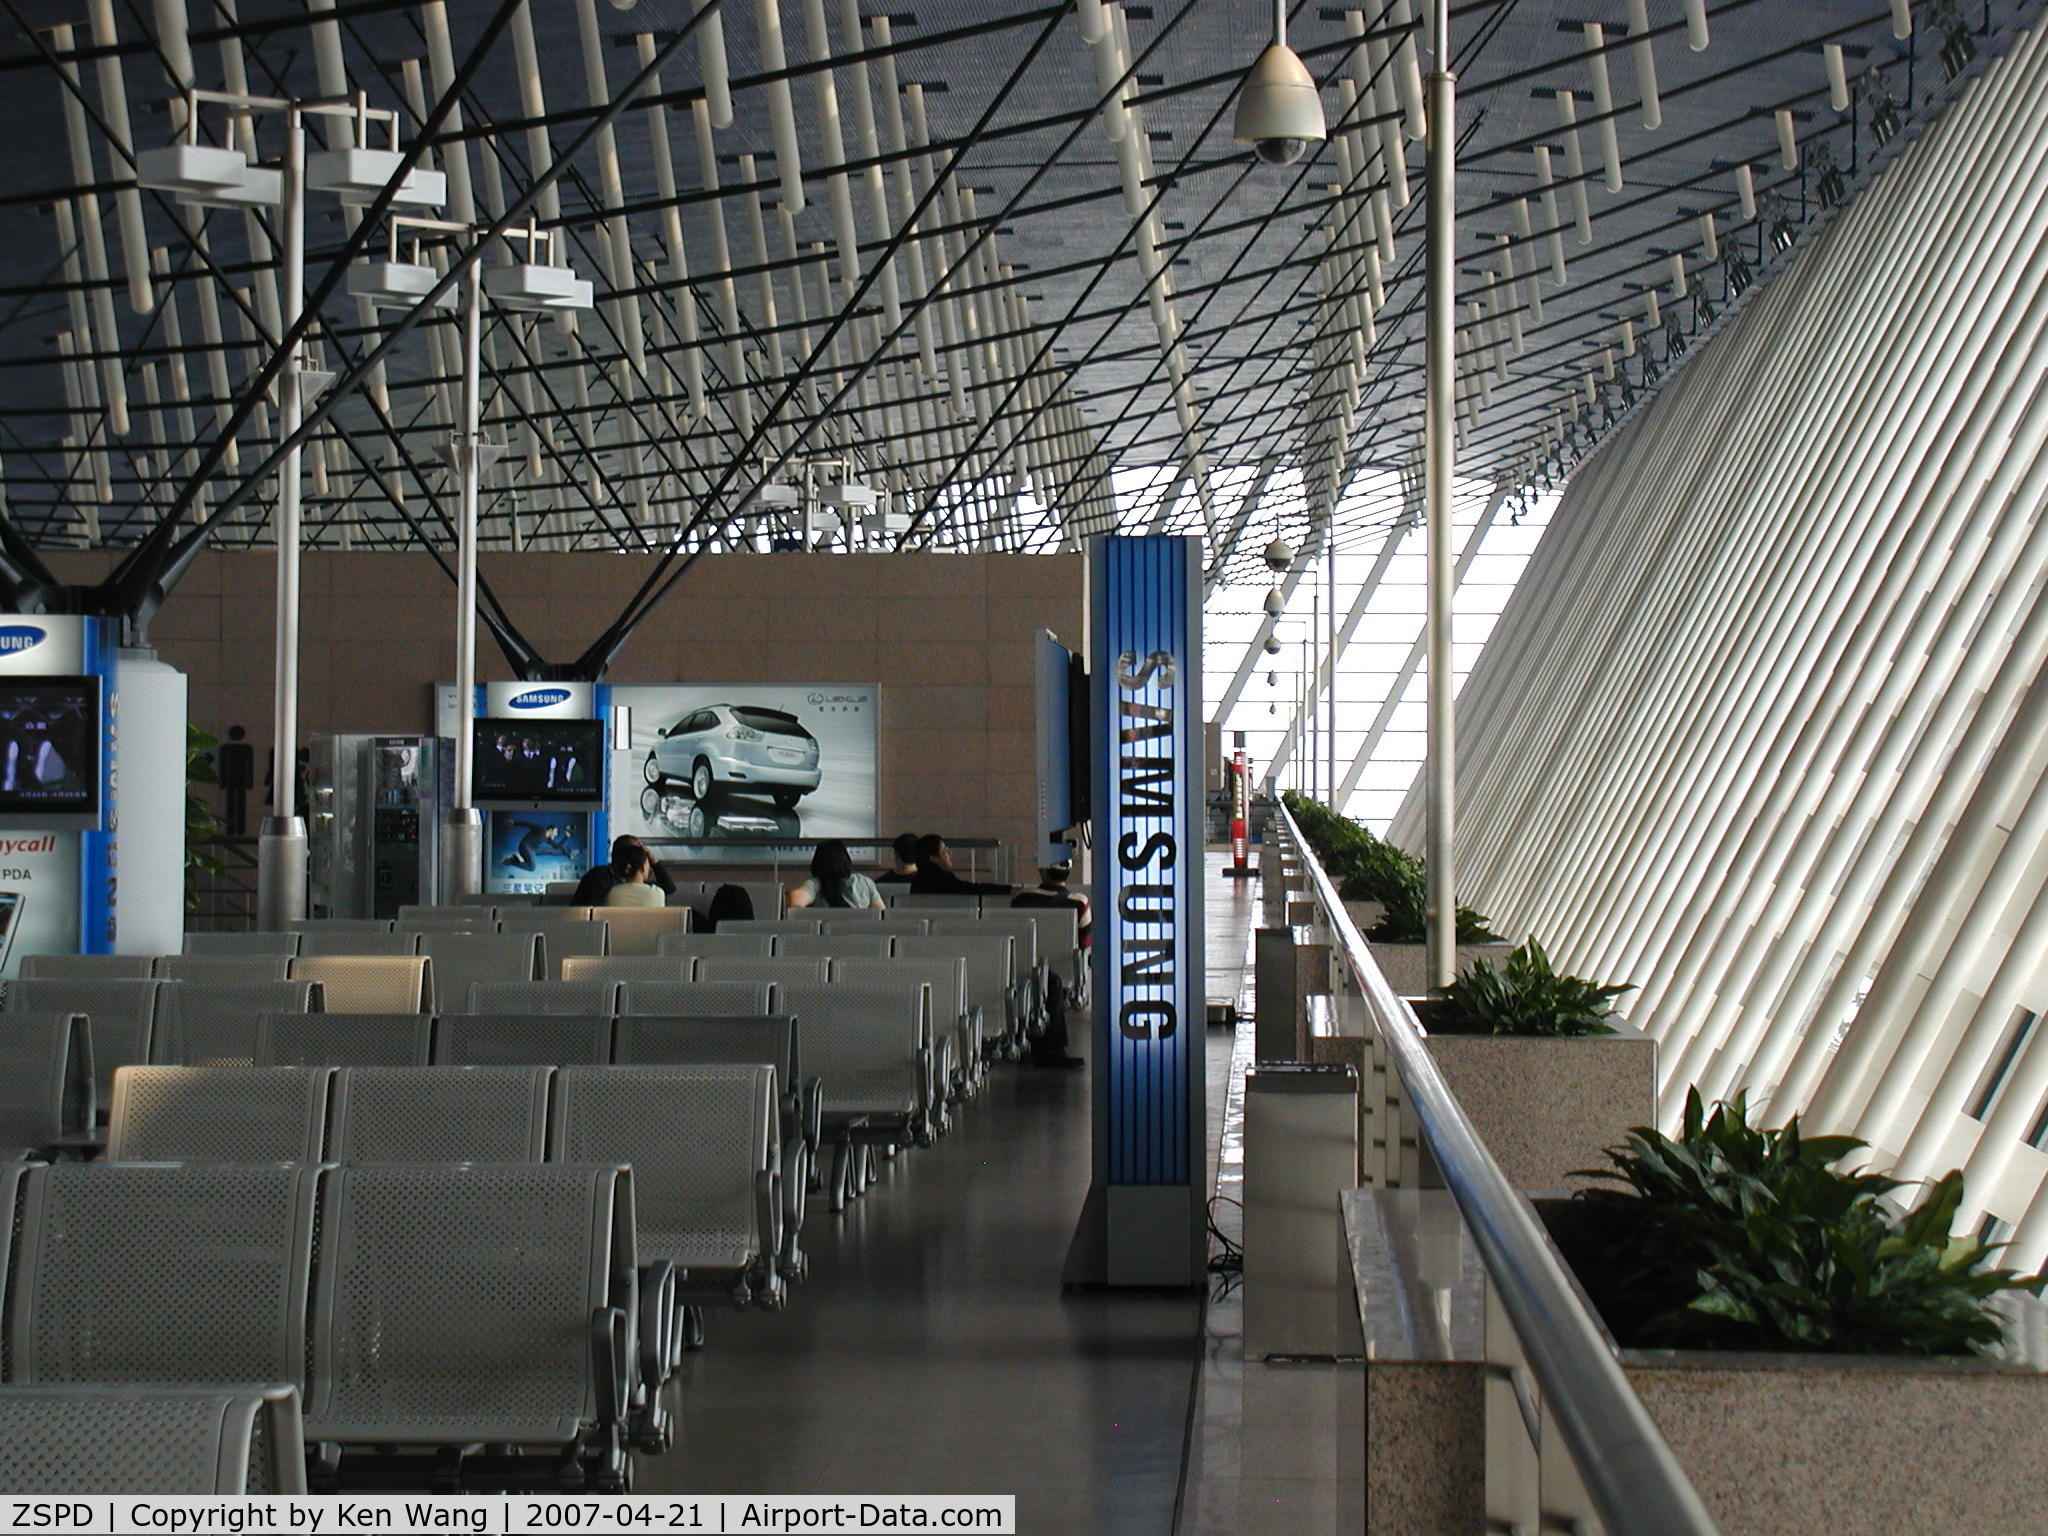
[5,980,164,1100]
[435,1015,610,1067]
[772,984,925,1116]
[154,955,293,984]
[820,917,927,935]
[575,907,687,956]
[0,1384,308,1494]
[465,980,618,1017]
[288,957,430,1015]
[295,932,419,958]
[329,1068,549,1162]
[254,1014,432,1068]
[107,1067,330,1163]
[0,1013,92,1145]
[152,982,321,1067]
[419,933,543,1009]
[185,932,300,957]
[11,1163,316,1388]
[552,1067,772,1272]
[889,893,981,912]
[308,1163,628,1444]
[18,956,153,981]
[833,958,968,1020]
[560,955,690,985]
[289,921,393,936]
[718,918,819,936]
[931,918,1036,976]
[775,934,890,959]
[892,935,1011,1015]
[613,1015,798,1085]
[655,933,773,959]
[693,957,827,986]
[616,981,771,1017]
[498,920,607,978]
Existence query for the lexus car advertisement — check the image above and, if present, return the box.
[607,684,877,857]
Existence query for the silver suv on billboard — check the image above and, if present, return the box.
[644,703,822,808]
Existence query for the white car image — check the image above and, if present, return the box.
[644,703,822,809]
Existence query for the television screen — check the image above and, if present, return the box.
[473,718,604,805]
[0,677,100,824]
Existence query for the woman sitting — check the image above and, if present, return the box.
[786,838,886,912]
[602,844,666,907]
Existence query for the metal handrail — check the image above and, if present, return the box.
[1276,803,1722,1536]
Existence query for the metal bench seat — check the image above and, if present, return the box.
[254,1013,433,1068]
[615,980,772,1016]
[435,1013,612,1066]
[466,979,619,1016]
[107,1066,330,1163]
[328,1067,550,1162]
[4,979,169,1104]
[560,955,691,985]
[0,1383,307,1493]
[550,1066,784,1311]
[153,955,293,984]
[655,933,774,959]
[0,1013,93,1154]
[149,981,322,1067]
[772,982,935,1210]
[17,955,154,981]
[418,931,545,1010]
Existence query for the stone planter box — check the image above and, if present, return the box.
[1419,1010,1655,1192]
[1366,941,1513,997]
[1343,1188,2048,1536]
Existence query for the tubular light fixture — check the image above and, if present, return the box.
[1233,0,1326,166]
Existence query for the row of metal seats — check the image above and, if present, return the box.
[0,1383,306,1494]
[34,933,552,990]
[0,1158,658,1487]
[109,1061,796,1311]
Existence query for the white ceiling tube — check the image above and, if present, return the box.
[51,24,130,437]
[85,0,154,313]
[752,0,806,214]
[633,35,707,423]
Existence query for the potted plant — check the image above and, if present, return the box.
[1344,1096,2048,1535]
[1281,792,1512,990]
[1417,940,1656,1191]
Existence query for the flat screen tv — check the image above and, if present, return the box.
[0,676,101,828]
[473,717,605,807]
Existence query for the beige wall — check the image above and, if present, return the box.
[47,549,1085,855]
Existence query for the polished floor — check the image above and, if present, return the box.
[639,1058,1203,1531]
[635,850,1357,1533]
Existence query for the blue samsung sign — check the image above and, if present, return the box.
[1065,535,1206,1288]
[508,688,572,710]
[0,625,47,655]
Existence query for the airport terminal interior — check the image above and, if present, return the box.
[0,0,2047,1527]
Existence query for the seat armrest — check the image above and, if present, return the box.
[638,1261,676,1392]
[589,1305,630,1433]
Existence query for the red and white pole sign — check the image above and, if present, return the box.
[1229,736,1250,875]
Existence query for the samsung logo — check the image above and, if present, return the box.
[0,626,46,655]
[508,688,571,710]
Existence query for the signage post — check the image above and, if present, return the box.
[1064,536,1206,1288]
[1228,731,1252,878]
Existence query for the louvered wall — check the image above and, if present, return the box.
[1387,12,2048,1263]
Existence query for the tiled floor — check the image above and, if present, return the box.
[638,851,1359,1534]
[639,1031,1201,1533]
[1181,848,1365,1535]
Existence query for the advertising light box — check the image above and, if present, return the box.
[607,685,877,860]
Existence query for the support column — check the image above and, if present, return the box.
[1424,12,1457,989]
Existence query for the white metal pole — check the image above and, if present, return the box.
[1425,0,1456,988]
[257,111,308,930]
[442,266,485,901]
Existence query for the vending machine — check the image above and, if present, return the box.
[308,735,455,918]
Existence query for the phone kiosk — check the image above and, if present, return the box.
[434,682,608,899]
[0,617,118,976]
[307,735,455,919]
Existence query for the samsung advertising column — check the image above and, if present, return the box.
[1064,536,1206,1288]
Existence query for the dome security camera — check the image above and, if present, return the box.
[1263,638,1281,656]
[1262,537,1295,572]
[1263,586,1287,617]
[1232,43,1327,167]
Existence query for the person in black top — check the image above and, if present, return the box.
[907,834,1013,896]
[1011,863,1090,947]
[218,726,255,836]
[875,832,920,885]
[572,835,679,906]
[1010,863,1087,1070]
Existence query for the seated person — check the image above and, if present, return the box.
[787,838,886,912]
[875,831,920,885]
[1011,863,1091,948]
[602,846,666,907]
[573,835,677,906]
[907,834,1013,897]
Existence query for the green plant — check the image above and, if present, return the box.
[1435,938,1629,1036]
[1549,1090,2040,1356]
[1282,791,1497,943]
[185,726,225,908]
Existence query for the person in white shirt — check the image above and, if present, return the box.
[787,839,885,912]
[603,846,666,908]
